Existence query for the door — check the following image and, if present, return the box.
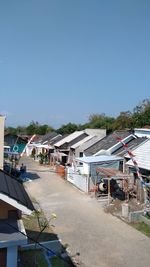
[0,248,7,267]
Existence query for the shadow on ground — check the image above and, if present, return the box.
[26,172,41,180]
[21,212,76,267]
[19,229,76,267]
[26,229,58,243]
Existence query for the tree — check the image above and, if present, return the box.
[26,121,54,135]
[16,126,26,135]
[132,99,150,127]
[36,124,54,135]
[26,121,39,135]
[57,123,79,134]
[113,111,133,130]
[5,127,17,135]
[88,113,115,131]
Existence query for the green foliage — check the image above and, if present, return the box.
[37,124,54,135]
[26,121,39,135]
[113,111,133,130]
[57,122,79,134]
[20,249,48,267]
[132,99,150,128]
[51,257,71,267]
[5,99,150,134]
[26,121,54,135]
[88,113,115,131]
[16,126,26,135]
[5,126,17,135]
[130,221,150,237]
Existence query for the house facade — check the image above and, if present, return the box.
[4,134,27,154]
[0,170,34,267]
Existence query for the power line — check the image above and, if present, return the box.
[5,220,75,266]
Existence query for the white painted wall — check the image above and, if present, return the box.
[85,129,106,137]
[83,162,90,175]
[0,116,5,170]
[66,167,89,192]
[134,128,150,138]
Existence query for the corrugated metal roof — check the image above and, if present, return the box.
[54,131,84,147]
[0,170,34,212]
[76,155,123,164]
[96,167,129,178]
[126,139,150,170]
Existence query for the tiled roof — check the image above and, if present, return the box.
[81,136,103,151]
[60,133,88,149]
[71,135,94,149]
[54,131,85,147]
[84,130,133,156]
[50,135,66,145]
[40,132,59,143]
[0,170,34,212]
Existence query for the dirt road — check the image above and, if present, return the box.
[22,157,150,267]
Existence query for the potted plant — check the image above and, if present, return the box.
[38,152,45,165]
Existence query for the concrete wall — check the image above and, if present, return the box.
[85,129,106,137]
[0,116,5,170]
[66,167,89,193]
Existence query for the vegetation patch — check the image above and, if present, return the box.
[20,249,48,267]
[130,221,150,237]
[23,210,58,243]
[144,212,150,220]
[51,256,72,267]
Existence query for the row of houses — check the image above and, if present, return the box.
[3,126,150,195]
[24,127,150,199]
[1,114,150,266]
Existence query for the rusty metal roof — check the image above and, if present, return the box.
[96,167,129,179]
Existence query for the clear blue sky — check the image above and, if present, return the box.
[0,0,150,128]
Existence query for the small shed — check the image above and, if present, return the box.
[66,155,123,193]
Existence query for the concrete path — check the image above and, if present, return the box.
[21,157,150,267]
